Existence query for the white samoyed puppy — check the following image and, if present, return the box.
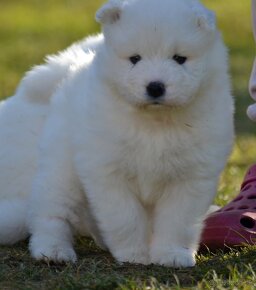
[0,0,234,267]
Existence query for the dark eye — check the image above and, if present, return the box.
[129,55,141,65]
[173,54,187,65]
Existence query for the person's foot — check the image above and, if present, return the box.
[200,164,256,251]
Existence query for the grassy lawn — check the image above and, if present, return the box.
[0,0,256,289]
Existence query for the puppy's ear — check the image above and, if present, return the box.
[192,3,216,31]
[95,0,123,25]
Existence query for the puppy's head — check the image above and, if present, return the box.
[96,0,221,108]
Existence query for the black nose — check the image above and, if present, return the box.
[146,82,166,99]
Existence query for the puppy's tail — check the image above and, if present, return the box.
[15,59,72,104]
[0,198,28,245]
[15,36,101,105]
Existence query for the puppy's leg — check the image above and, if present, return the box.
[0,97,48,244]
[28,109,83,263]
[150,177,218,267]
[28,160,82,263]
[0,198,28,244]
[80,173,150,264]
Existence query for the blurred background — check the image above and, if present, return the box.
[0,0,255,204]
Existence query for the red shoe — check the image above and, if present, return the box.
[200,164,256,251]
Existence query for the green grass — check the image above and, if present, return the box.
[1,240,256,289]
[0,0,256,289]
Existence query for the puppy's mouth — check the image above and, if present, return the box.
[145,93,166,107]
[138,96,191,110]
[145,94,170,107]
[137,99,170,110]
[147,100,166,107]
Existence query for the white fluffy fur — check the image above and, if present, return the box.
[0,0,234,267]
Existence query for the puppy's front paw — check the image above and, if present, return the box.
[30,236,77,263]
[113,247,149,265]
[150,247,196,268]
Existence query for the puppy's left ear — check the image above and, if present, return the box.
[192,3,216,31]
[96,0,124,25]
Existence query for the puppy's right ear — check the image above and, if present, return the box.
[95,0,123,25]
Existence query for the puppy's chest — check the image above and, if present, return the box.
[120,131,193,199]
